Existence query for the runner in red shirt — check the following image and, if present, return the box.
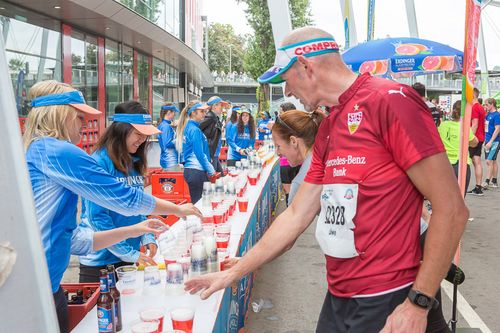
[468,88,486,195]
[185,27,468,333]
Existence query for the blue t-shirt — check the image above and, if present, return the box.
[257,119,271,140]
[485,111,500,143]
[79,149,156,267]
[26,138,156,292]
[227,124,256,160]
[182,120,215,174]
[158,119,178,168]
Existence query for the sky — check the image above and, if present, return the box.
[203,0,500,70]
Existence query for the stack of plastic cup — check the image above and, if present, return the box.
[143,266,161,296]
[165,263,184,295]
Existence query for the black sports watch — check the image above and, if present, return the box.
[407,289,439,310]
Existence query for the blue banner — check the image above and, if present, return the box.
[213,160,281,333]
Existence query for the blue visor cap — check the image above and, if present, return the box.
[258,37,340,84]
[113,113,161,135]
[232,106,241,113]
[187,102,210,115]
[31,90,101,115]
[161,105,180,113]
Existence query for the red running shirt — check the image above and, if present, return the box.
[305,74,445,297]
[471,102,486,142]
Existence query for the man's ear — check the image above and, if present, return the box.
[296,55,313,77]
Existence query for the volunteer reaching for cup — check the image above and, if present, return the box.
[23,80,202,333]
[175,100,219,203]
[78,101,166,282]
[185,27,468,333]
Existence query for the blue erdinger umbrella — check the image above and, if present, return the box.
[342,37,464,78]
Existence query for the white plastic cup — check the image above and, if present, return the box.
[115,265,137,295]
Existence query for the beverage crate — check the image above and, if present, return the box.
[61,283,100,331]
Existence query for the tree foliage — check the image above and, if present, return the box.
[207,23,246,74]
[238,0,312,112]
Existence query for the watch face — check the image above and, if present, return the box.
[416,295,429,307]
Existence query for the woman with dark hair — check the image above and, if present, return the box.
[79,101,165,282]
[226,108,256,166]
[158,103,179,169]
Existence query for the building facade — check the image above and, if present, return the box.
[1,0,211,151]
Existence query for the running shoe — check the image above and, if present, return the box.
[491,182,498,188]
[481,182,490,189]
[468,187,484,196]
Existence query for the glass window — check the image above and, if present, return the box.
[122,45,134,105]
[137,52,150,110]
[152,57,166,123]
[1,16,62,116]
[105,40,121,125]
[71,31,98,109]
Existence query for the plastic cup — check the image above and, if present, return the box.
[213,210,223,224]
[143,266,161,296]
[166,263,184,285]
[115,265,137,295]
[211,198,221,210]
[202,223,215,236]
[216,235,229,250]
[130,319,159,333]
[202,211,214,224]
[164,256,177,269]
[215,224,231,238]
[177,255,191,279]
[140,307,165,333]
[171,308,194,333]
[248,174,258,186]
[238,197,249,213]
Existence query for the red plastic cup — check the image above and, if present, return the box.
[140,307,165,333]
[248,175,257,186]
[213,210,223,224]
[218,251,229,271]
[238,197,249,213]
[216,235,229,250]
[171,308,194,333]
[202,211,214,224]
[211,199,221,210]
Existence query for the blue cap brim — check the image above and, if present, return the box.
[257,66,287,84]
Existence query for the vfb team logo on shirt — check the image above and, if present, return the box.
[347,105,363,134]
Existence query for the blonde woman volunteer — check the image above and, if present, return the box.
[24,80,201,332]
[175,100,218,203]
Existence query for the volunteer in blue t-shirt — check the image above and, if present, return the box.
[226,107,256,166]
[257,111,272,140]
[79,101,164,282]
[158,103,179,169]
[484,98,500,187]
[23,80,201,333]
[175,100,218,203]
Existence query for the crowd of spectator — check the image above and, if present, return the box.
[212,70,255,83]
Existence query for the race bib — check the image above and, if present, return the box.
[315,184,359,258]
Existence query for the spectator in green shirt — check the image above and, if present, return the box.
[438,100,478,194]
